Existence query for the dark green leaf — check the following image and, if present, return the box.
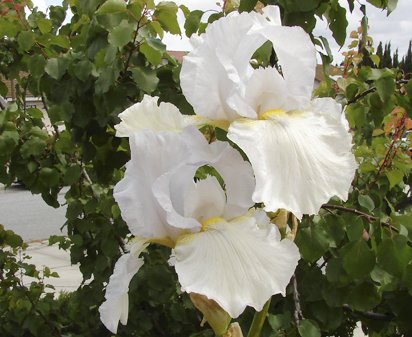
[347,283,381,311]
[298,319,321,337]
[327,2,348,46]
[184,10,203,37]
[295,225,330,262]
[131,66,159,93]
[39,167,60,187]
[239,0,258,12]
[342,240,375,278]
[377,235,412,278]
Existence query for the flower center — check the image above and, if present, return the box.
[259,109,285,120]
[201,216,225,230]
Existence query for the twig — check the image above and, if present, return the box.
[321,204,376,223]
[292,274,303,324]
[347,87,376,105]
[343,304,393,321]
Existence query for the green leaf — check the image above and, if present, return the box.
[404,264,412,296]
[64,165,81,185]
[358,194,375,212]
[298,319,321,337]
[295,225,330,262]
[45,58,69,80]
[0,81,7,97]
[20,137,47,158]
[17,31,35,51]
[385,169,403,188]
[73,60,93,81]
[376,75,395,103]
[28,54,47,78]
[239,0,258,12]
[96,0,127,15]
[36,18,52,34]
[346,216,364,241]
[108,19,135,49]
[48,102,74,123]
[27,108,44,119]
[377,235,412,278]
[49,35,70,49]
[154,1,181,35]
[327,2,348,47]
[0,20,19,37]
[268,313,291,331]
[347,283,381,311]
[346,104,366,128]
[184,10,203,37]
[342,240,375,278]
[39,167,60,187]
[140,38,166,65]
[131,66,159,93]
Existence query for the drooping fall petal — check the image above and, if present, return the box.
[173,216,300,318]
[99,241,148,334]
[228,108,358,219]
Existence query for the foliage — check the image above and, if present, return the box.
[1,0,411,336]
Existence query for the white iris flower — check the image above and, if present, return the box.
[99,96,300,333]
[180,7,358,219]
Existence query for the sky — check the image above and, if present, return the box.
[32,0,412,63]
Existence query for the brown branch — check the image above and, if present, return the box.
[292,274,303,324]
[321,204,400,234]
[343,304,393,321]
[321,204,377,223]
[347,87,376,105]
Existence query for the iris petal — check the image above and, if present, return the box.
[174,216,300,318]
[99,241,148,334]
[228,108,357,219]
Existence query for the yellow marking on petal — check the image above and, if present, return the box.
[259,109,286,120]
[201,216,225,230]
[186,115,230,131]
[145,236,176,249]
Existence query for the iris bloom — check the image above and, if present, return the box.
[180,7,358,219]
[99,96,300,333]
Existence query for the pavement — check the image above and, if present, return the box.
[0,183,81,292]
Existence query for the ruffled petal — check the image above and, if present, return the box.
[259,25,316,107]
[173,216,300,318]
[181,8,316,120]
[115,95,189,137]
[228,110,357,219]
[99,241,148,334]
[181,11,269,121]
[114,130,191,239]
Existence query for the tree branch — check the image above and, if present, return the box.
[292,274,303,324]
[321,204,376,223]
[343,304,393,321]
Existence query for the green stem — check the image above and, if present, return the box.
[247,298,271,337]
